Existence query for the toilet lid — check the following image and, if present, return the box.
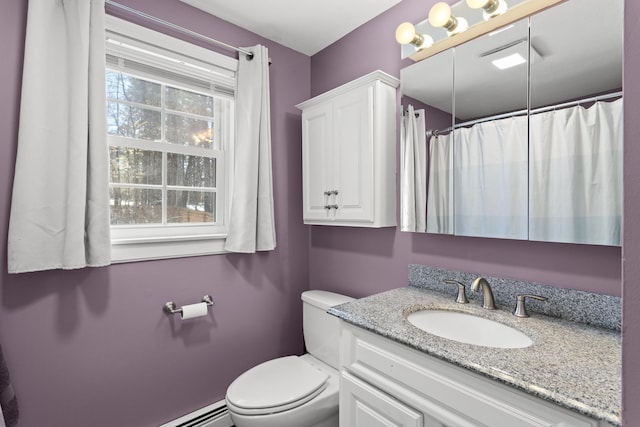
[226,356,328,413]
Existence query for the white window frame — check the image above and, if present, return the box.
[105,16,237,263]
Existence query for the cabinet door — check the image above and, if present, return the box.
[302,103,333,221]
[341,371,424,427]
[332,86,374,223]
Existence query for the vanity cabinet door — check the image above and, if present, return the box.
[341,370,425,427]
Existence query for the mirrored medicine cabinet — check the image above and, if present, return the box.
[400,0,623,246]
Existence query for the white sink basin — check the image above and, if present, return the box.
[407,310,533,349]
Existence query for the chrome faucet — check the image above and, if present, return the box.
[471,277,496,310]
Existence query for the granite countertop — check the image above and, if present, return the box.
[329,287,621,426]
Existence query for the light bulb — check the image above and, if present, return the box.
[429,2,453,28]
[429,2,468,34]
[395,22,418,45]
[395,22,434,49]
[466,0,508,19]
[420,34,434,48]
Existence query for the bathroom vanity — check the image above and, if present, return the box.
[330,287,621,427]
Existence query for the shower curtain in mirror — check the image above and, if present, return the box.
[426,132,454,234]
[454,115,529,239]
[224,45,276,252]
[401,106,427,232]
[529,99,623,245]
[8,0,111,273]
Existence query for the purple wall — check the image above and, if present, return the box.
[0,1,311,426]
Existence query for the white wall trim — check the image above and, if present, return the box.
[158,400,233,427]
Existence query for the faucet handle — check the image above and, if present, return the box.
[444,279,469,304]
[513,294,548,318]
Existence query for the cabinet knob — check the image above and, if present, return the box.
[331,204,339,210]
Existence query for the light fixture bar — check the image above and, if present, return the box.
[407,0,568,62]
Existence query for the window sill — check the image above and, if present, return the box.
[111,234,228,263]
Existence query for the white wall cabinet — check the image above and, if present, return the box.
[340,322,614,427]
[296,71,399,227]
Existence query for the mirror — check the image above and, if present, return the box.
[400,0,623,245]
[401,49,453,233]
[528,0,623,245]
[453,18,529,240]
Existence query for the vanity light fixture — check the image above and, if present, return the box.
[428,2,469,35]
[395,22,434,50]
[402,0,566,62]
[467,0,509,20]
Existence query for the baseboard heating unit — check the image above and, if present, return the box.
[159,400,233,427]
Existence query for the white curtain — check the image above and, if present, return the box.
[426,133,454,234]
[529,99,623,245]
[8,0,111,273]
[225,45,276,252]
[401,106,427,232]
[454,116,528,239]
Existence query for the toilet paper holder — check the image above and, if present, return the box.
[163,295,214,316]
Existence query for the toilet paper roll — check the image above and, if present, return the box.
[180,302,208,320]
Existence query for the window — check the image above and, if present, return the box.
[105,16,237,262]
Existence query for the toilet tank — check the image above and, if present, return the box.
[301,290,355,370]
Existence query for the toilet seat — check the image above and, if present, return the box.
[226,356,329,416]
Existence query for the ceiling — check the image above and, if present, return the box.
[178,0,402,56]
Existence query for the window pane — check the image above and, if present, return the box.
[110,188,163,224]
[165,113,213,148]
[107,102,161,141]
[165,86,213,116]
[110,147,162,185]
[106,71,161,107]
[167,154,216,187]
[167,191,215,223]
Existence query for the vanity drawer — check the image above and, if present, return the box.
[341,323,604,427]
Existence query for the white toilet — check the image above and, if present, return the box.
[225,290,354,427]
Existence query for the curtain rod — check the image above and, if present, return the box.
[427,91,623,138]
[104,0,254,60]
